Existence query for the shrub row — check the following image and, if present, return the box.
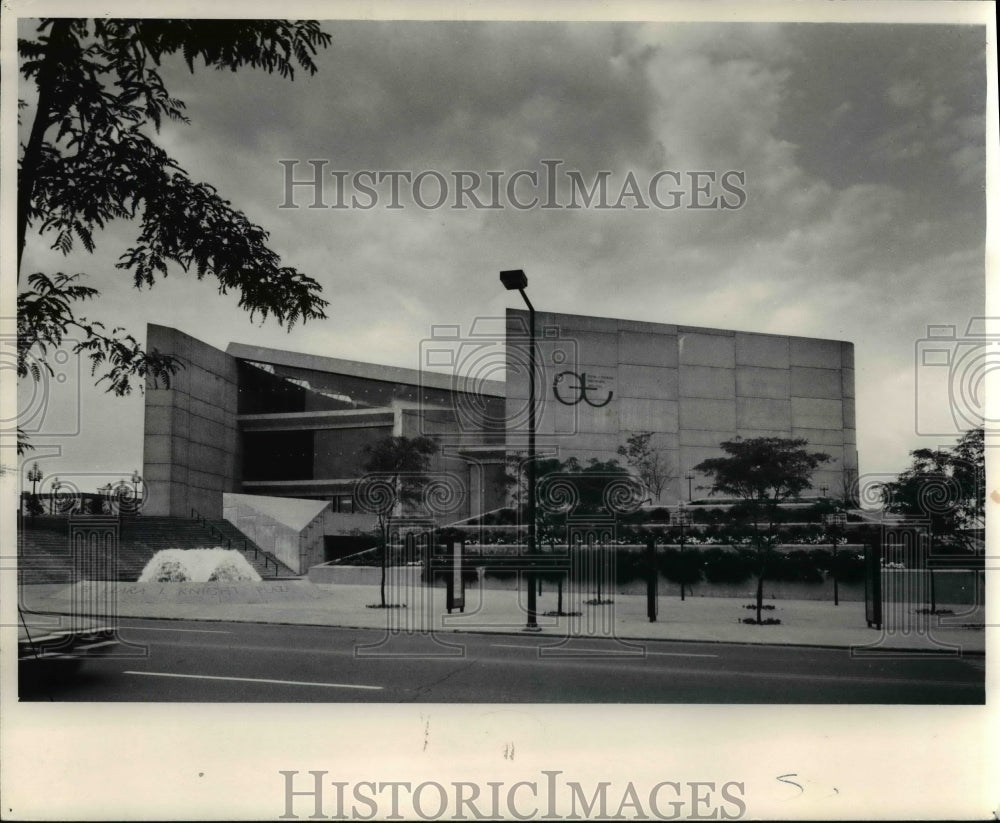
[439,523,845,546]
[465,502,857,528]
[344,544,866,586]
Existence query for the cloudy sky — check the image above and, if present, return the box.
[13,11,990,493]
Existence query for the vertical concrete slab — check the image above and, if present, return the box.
[142,324,239,517]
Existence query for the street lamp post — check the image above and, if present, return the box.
[685,472,694,503]
[501,268,540,632]
[676,505,692,601]
[50,477,61,515]
[824,510,847,606]
[28,463,42,496]
[131,469,143,514]
[26,463,43,516]
[100,483,113,514]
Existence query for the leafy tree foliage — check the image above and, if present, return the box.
[503,454,643,603]
[17,19,332,453]
[24,493,46,518]
[505,454,639,539]
[358,435,438,607]
[616,430,675,503]
[694,437,830,623]
[881,428,984,553]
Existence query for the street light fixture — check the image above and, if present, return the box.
[26,463,43,516]
[27,463,42,496]
[500,268,540,632]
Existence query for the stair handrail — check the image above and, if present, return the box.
[191,508,287,577]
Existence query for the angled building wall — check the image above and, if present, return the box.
[142,325,240,517]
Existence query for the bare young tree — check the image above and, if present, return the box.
[616,431,676,504]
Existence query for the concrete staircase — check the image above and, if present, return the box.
[198,517,299,579]
[16,519,75,585]
[17,515,299,584]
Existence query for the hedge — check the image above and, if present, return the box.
[336,543,867,587]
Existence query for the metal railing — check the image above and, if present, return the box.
[190,508,281,575]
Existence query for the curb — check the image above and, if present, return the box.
[20,606,986,656]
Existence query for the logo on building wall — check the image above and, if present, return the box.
[552,371,614,407]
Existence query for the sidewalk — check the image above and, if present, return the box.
[17,580,987,654]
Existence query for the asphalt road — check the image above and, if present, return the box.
[18,618,985,703]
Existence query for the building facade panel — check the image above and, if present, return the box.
[679,365,736,400]
[736,428,794,439]
[735,333,791,369]
[842,367,856,399]
[790,337,843,368]
[679,428,738,448]
[841,342,855,370]
[789,426,845,447]
[678,331,736,368]
[565,330,619,366]
[618,364,679,400]
[619,331,678,367]
[735,366,791,400]
[678,398,737,432]
[790,397,844,430]
[790,366,843,400]
[736,397,792,430]
[618,398,679,433]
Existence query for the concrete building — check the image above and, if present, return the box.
[142,324,507,523]
[141,312,856,570]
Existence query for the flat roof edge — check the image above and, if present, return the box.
[507,308,854,346]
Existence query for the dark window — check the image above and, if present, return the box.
[237,362,307,414]
[242,430,314,480]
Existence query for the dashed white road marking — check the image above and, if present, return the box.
[125,671,383,690]
[490,643,718,658]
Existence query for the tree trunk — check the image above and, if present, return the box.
[595,544,602,603]
[756,572,764,624]
[380,524,387,608]
[19,19,73,277]
[832,543,839,606]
